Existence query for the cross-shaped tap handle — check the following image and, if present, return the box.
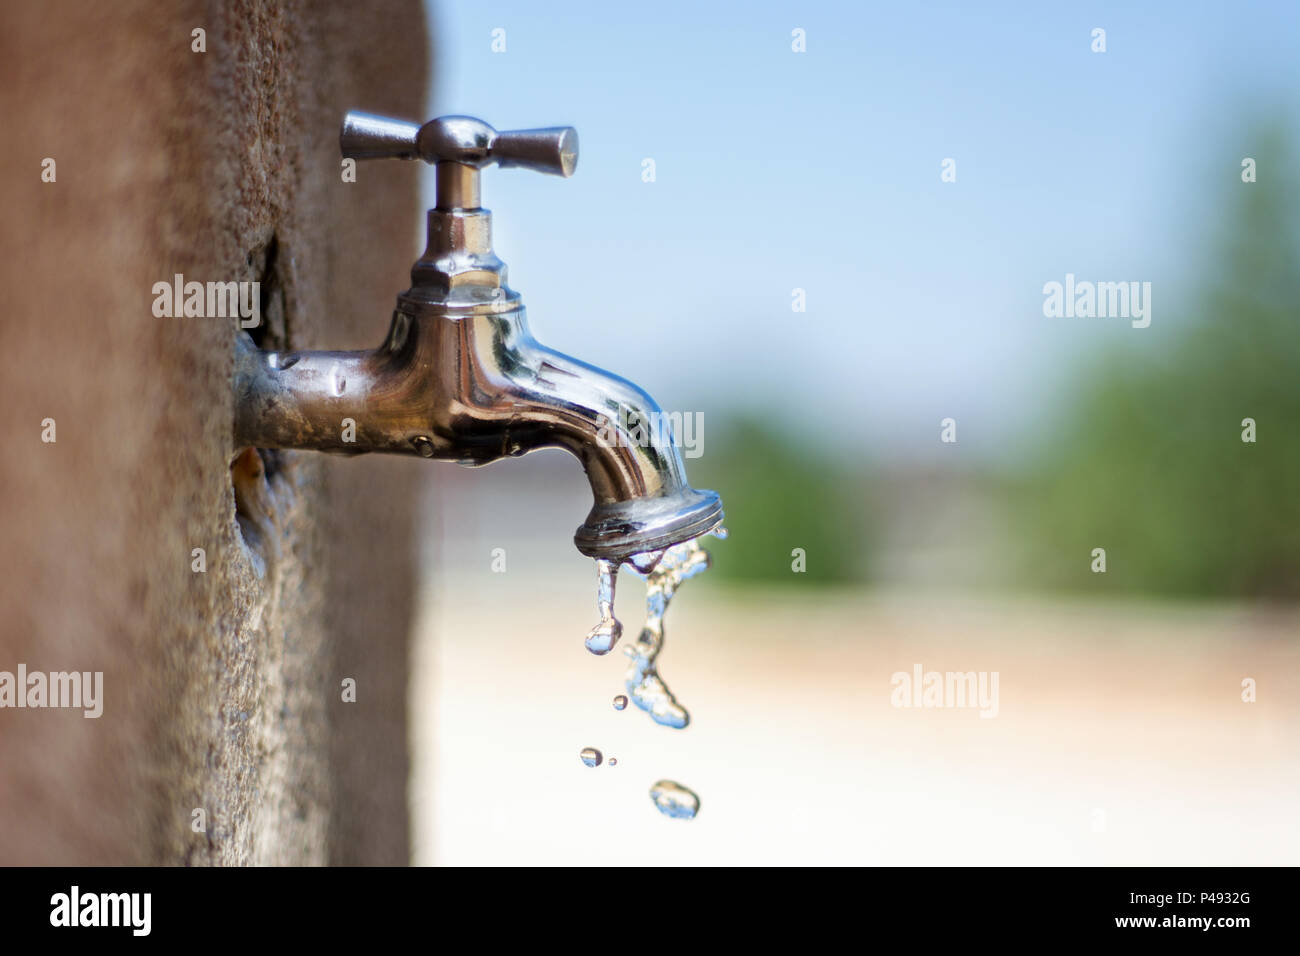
[340,111,578,178]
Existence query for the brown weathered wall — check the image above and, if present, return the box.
[0,0,428,864]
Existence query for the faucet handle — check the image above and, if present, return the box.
[340,112,578,177]
[338,112,422,160]
[486,126,579,178]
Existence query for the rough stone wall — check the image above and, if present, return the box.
[0,0,427,865]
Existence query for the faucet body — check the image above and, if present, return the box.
[232,113,721,562]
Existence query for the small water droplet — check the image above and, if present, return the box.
[649,780,699,820]
[411,436,435,458]
[584,559,623,655]
[579,747,602,768]
[613,694,628,711]
[609,757,618,766]
[711,525,729,540]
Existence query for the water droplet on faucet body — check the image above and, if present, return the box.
[579,747,603,768]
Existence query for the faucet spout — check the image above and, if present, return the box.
[455,309,723,562]
[232,300,722,563]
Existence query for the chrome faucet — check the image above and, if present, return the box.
[232,111,722,563]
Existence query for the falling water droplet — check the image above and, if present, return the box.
[579,747,603,768]
[608,757,618,766]
[584,559,623,655]
[622,538,711,729]
[649,780,699,820]
[612,695,628,711]
[711,525,729,540]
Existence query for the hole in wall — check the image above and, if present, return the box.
[231,447,275,576]
[241,231,288,481]
[246,232,287,350]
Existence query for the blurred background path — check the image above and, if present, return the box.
[411,462,1300,865]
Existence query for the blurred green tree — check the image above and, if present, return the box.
[1018,124,1300,599]
[691,415,871,586]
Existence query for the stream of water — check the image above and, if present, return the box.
[582,529,725,819]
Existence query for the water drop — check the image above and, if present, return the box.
[649,780,699,820]
[623,538,711,729]
[584,559,623,655]
[609,757,618,766]
[579,747,602,768]
[612,694,628,711]
[711,525,729,540]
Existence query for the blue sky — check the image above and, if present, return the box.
[420,0,1300,462]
